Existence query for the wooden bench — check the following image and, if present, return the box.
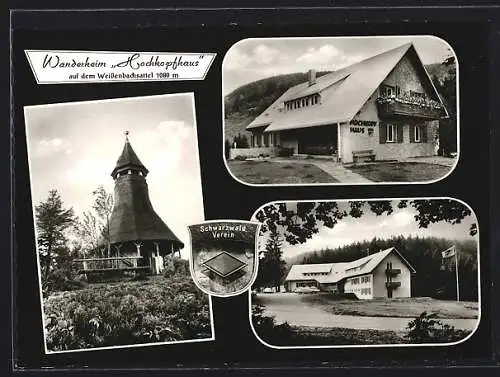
[352,149,376,163]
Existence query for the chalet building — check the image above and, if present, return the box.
[284,248,416,299]
[245,43,449,163]
[75,132,184,280]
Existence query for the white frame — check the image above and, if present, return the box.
[414,125,421,142]
[222,35,460,187]
[248,197,481,350]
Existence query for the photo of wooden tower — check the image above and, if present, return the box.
[76,131,184,280]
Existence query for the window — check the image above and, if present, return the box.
[386,124,396,142]
[382,85,395,97]
[410,90,425,99]
[414,125,421,142]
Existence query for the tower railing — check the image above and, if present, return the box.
[73,256,151,274]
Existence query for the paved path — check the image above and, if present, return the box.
[401,156,458,167]
[257,293,478,332]
[271,158,374,183]
[311,161,373,183]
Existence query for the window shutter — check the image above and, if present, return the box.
[379,122,386,144]
[409,124,415,143]
[397,124,404,143]
[421,126,428,143]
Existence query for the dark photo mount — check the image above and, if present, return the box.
[8,4,499,373]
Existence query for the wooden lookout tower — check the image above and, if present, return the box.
[75,131,184,281]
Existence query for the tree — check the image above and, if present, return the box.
[255,230,287,291]
[73,211,101,256]
[224,139,231,160]
[92,186,114,257]
[255,199,476,246]
[35,190,75,277]
[432,56,457,155]
[232,133,250,148]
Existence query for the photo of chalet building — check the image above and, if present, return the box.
[245,42,447,163]
[285,247,416,299]
[224,37,458,184]
[250,199,479,347]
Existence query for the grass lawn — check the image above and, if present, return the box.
[346,162,451,182]
[283,325,406,345]
[300,294,479,319]
[227,160,339,184]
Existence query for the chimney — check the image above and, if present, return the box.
[308,69,316,86]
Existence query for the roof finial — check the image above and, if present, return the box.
[124,130,130,141]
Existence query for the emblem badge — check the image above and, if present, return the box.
[187,220,260,297]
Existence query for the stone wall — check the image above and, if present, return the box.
[229,147,279,159]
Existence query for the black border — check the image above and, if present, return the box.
[7,3,500,374]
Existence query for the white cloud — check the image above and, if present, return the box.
[392,211,414,227]
[297,44,343,64]
[225,44,282,72]
[253,44,281,65]
[224,48,251,71]
[34,137,72,158]
[296,45,365,71]
[153,120,193,171]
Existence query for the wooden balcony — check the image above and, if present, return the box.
[385,268,401,277]
[377,100,446,120]
[385,281,401,289]
[74,256,151,274]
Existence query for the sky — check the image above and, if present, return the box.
[251,201,477,260]
[223,35,455,94]
[24,93,204,260]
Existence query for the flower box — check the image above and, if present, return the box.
[376,98,446,120]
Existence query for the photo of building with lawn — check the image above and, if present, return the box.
[223,36,458,184]
[250,199,479,347]
[24,93,214,353]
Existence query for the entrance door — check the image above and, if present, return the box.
[297,124,338,155]
[387,288,393,298]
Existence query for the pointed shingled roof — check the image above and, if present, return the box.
[111,133,149,178]
[98,132,184,249]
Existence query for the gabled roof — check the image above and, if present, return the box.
[285,247,416,284]
[246,42,447,133]
[111,135,149,178]
[285,262,348,283]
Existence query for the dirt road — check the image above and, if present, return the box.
[256,293,479,332]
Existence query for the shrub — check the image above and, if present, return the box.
[164,257,190,277]
[43,275,212,351]
[405,311,470,343]
[224,139,231,160]
[277,147,294,157]
[130,273,149,282]
[42,268,87,297]
[252,304,294,344]
[234,155,247,161]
